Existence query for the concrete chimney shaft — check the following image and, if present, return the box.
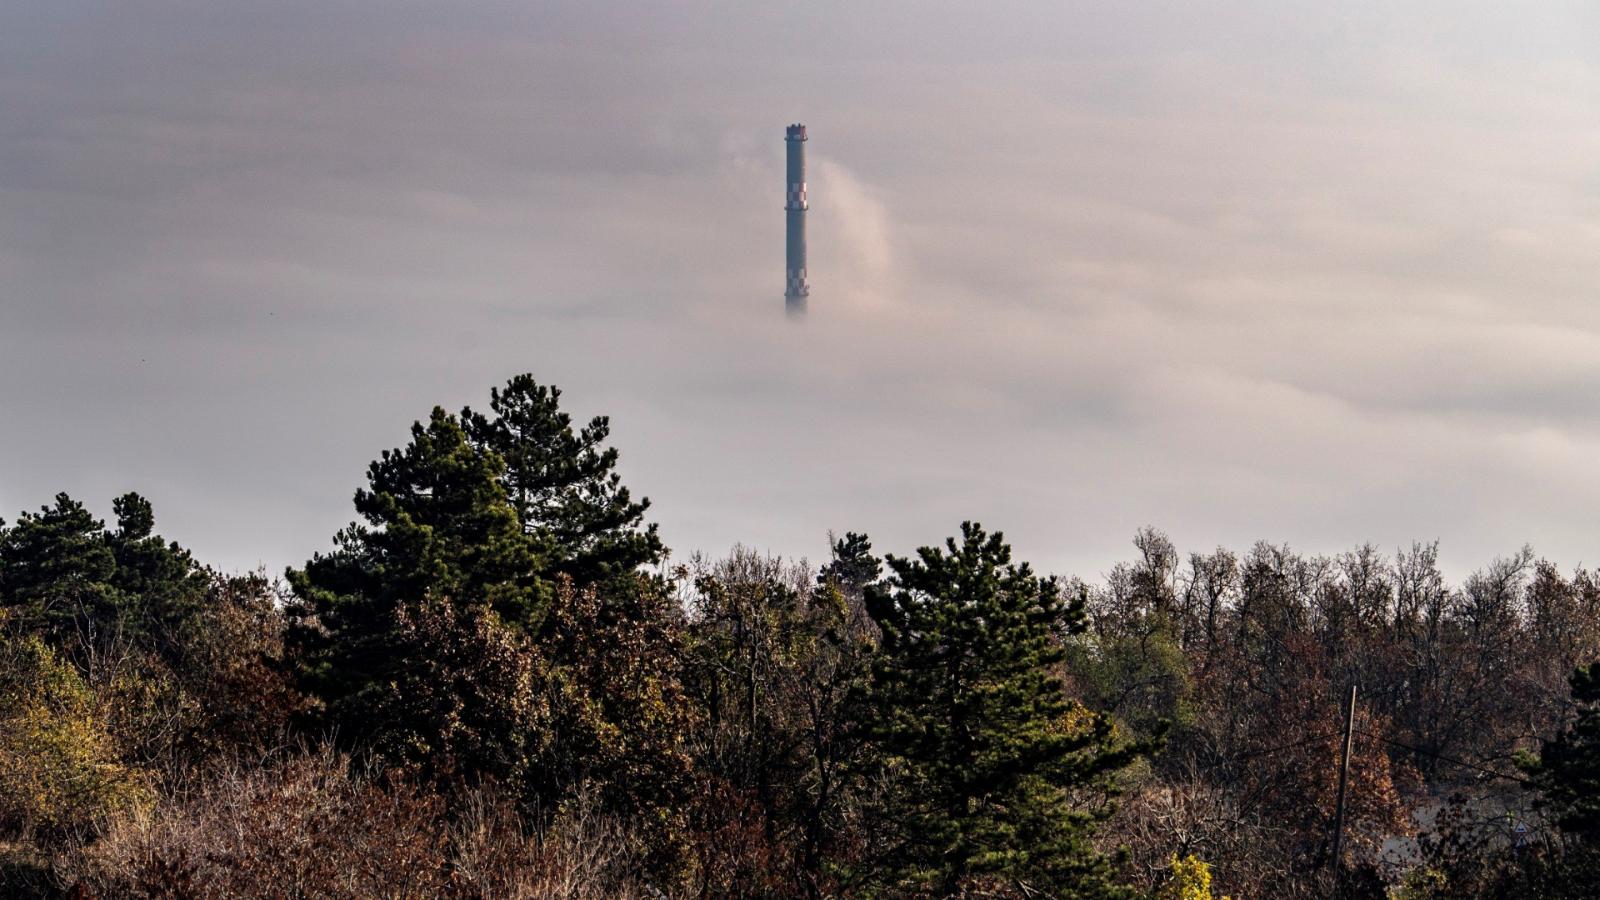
[784,123,808,315]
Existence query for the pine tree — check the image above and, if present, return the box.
[287,407,548,774]
[1526,664,1600,842]
[820,532,881,597]
[0,494,118,645]
[105,492,211,659]
[463,374,664,583]
[799,533,882,886]
[1506,664,1600,896]
[288,388,692,834]
[0,492,206,663]
[863,522,1145,897]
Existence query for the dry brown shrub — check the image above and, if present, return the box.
[449,786,651,900]
[58,745,653,899]
[683,776,797,898]
[1104,769,1294,899]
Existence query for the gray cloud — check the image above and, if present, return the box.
[3,2,1600,580]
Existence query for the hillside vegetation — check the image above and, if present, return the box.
[3,374,1598,898]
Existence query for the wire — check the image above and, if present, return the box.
[1209,727,1536,788]
[1357,729,1536,786]
[1219,729,1341,763]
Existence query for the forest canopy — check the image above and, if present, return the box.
[2,374,1598,898]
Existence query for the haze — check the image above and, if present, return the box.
[4,2,1599,579]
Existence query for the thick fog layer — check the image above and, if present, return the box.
[4,2,1598,577]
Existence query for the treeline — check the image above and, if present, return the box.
[2,374,1599,898]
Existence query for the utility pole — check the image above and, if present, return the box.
[1331,683,1358,875]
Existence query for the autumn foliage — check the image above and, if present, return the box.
[3,375,1598,898]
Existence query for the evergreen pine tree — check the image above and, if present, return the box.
[799,532,882,886]
[105,492,211,659]
[1503,664,1600,896]
[1526,664,1600,842]
[0,494,118,644]
[287,407,548,771]
[463,374,664,583]
[820,531,882,598]
[288,388,692,832]
[0,492,206,662]
[863,522,1145,897]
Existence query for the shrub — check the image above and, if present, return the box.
[1157,854,1229,900]
[0,636,151,840]
[60,745,652,899]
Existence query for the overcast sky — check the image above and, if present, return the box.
[4,2,1600,581]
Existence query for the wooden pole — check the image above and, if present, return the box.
[1331,683,1358,874]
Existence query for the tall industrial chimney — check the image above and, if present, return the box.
[784,123,809,315]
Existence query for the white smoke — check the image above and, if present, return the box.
[808,157,901,314]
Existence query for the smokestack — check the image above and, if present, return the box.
[784,123,809,315]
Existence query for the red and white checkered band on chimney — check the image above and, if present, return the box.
[786,183,807,209]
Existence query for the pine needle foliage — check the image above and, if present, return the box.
[1525,664,1600,843]
[862,522,1146,897]
[463,375,664,583]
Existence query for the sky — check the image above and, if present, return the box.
[3,2,1600,581]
